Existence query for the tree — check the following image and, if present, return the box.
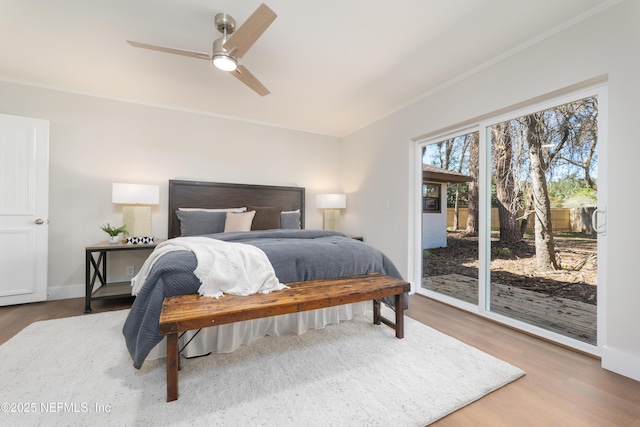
[525,112,559,271]
[452,135,472,231]
[492,122,522,244]
[553,97,599,191]
[464,132,479,235]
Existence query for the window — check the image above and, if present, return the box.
[422,183,441,213]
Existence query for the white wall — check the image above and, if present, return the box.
[422,213,447,250]
[0,81,343,298]
[341,0,640,381]
[422,184,448,249]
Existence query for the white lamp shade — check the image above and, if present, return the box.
[112,183,159,205]
[316,194,346,209]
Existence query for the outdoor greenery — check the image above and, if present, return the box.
[446,176,597,210]
[548,175,597,208]
[423,95,599,271]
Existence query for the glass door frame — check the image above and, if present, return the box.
[414,83,607,357]
[415,126,480,314]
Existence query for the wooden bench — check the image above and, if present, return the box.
[158,273,411,402]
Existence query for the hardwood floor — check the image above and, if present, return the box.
[406,295,640,426]
[0,297,132,346]
[1,294,639,425]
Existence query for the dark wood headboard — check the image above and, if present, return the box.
[168,180,305,238]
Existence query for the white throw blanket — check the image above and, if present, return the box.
[131,237,287,298]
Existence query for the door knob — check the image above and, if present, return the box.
[34,218,44,225]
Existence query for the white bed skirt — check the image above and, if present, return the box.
[146,301,370,361]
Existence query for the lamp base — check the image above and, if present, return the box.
[122,206,152,237]
[323,209,341,232]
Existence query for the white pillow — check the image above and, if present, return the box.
[224,210,256,232]
[179,207,246,212]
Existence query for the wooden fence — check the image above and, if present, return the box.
[447,207,595,233]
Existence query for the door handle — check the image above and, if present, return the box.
[34,218,44,225]
[591,207,606,235]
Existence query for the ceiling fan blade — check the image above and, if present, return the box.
[230,65,270,96]
[223,3,277,59]
[126,40,210,60]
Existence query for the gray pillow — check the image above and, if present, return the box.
[175,210,227,236]
[281,211,301,229]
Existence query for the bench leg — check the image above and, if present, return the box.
[395,292,405,339]
[373,299,381,325]
[372,295,405,339]
[166,333,179,402]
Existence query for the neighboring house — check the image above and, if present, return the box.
[422,164,473,249]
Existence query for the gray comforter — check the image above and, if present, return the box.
[122,229,403,368]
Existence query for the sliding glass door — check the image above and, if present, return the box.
[421,130,479,307]
[487,94,600,345]
[418,85,606,352]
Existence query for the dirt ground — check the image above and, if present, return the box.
[423,231,597,305]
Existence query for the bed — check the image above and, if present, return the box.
[123,180,404,369]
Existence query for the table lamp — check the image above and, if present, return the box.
[112,183,159,244]
[317,194,346,232]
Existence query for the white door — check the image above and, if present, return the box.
[0,113,49,306]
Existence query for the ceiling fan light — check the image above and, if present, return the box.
[212,54,237,71]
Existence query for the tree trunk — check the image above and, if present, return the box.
[526,113,559,271]
[519,189,533,233]
[492,123,522,244]
[453,184,460,230]
[465,132,479,235]
[570,206,596,234]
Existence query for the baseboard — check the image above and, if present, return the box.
[47,284,85,301]
[601,345,640,382]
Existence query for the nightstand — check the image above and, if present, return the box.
[84,240,159,313]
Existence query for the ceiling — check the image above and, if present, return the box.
[0,0,615,136]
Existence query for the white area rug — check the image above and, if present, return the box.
[0,309,524,426]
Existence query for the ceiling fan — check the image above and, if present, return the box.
[127,3,277,96]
